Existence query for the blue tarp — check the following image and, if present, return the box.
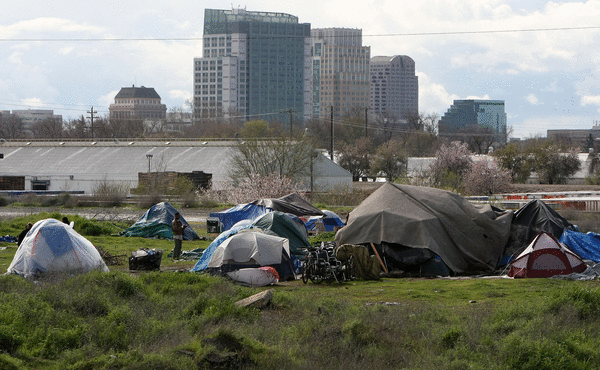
[191,211,311,272]
[559,229,600,262]
[120,202,199,240]
[305,210,345,232]
[209,203,267,232]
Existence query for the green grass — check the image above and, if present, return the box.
[0,272,598,369]
[0,212,212,273]
[3,212,600,368]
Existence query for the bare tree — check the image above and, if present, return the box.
[228,138,314,185]
[337,137,372,181]
[0,113,24,139]
[30,117,63,139]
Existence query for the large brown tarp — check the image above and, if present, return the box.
[334,183,513,274]
[251,193,324,217]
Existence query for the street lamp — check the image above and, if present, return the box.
[146,154,153,173]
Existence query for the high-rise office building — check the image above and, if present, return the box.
[194,8,311,124]
[310,28,370,118]
[439,99,507,142]
[370,55,418,122]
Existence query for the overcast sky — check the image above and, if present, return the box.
[1,0,600,139]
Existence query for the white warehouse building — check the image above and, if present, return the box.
[0,140,352,194]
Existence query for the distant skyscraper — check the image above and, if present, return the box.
[439,99,507,142]
[370,55,418,122]
[109,85,167,120]
[310,28,370,118]
[194,8,311,124]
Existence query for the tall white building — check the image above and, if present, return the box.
[370,55,418,122]
[310,28,370,118]
[193,8,311,125]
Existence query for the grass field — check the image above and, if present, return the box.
[2,211,600,369]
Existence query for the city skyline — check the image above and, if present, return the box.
[1,1,600,139]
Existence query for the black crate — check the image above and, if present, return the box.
[129,249,163,271]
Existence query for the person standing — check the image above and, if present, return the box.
[171,212,187,259]
[17,223,33,247]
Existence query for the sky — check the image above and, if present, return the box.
[1,0,600,139]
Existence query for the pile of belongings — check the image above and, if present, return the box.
[120,202,199,240]
[7,218,109,278]
[129,248,163,271]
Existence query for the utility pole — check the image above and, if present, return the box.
[288,108,293,139]
[87,106,97,139]
[364,107,369,138]
[330,105,334,161]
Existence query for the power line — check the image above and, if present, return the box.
[0,25,599,42]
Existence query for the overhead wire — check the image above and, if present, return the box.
[0,25,599,42]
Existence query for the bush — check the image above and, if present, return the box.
[92,179,129,207]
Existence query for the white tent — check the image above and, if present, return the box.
[7,219,109,278]
[208,232,290,268]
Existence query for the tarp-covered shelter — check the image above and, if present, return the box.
[251,193,324,217]
[7,219,109,278]
[508,232,586,278]
[512,199,576,242]
[334,183,513,274]
[504,200,578,260]
[210,193,324,232]
[120,202,199,240]
[209,203,268,232]
[252,211,311,256]
[559,229,600,263]
[191,223,254,273]
[207,232,294,280]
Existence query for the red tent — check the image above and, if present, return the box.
[508,232,586,278]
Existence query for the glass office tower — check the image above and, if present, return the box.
[194,8,311,124]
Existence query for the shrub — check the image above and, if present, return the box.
[92,179,129,207]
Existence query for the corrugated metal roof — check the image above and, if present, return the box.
[0,141,352,191]
[0,144,234,188]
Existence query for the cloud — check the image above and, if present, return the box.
[20,98,45,108]
[59,46,74,55]
[581,95,600,113]
[169,89,192,102]
[98,90,119,109]
[465,94,491,100]
[0,17,104,38]
[416,71,459,114]
[525,93,541,105]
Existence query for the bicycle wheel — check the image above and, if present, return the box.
[310,265,324,284]
[301,262,310,284]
